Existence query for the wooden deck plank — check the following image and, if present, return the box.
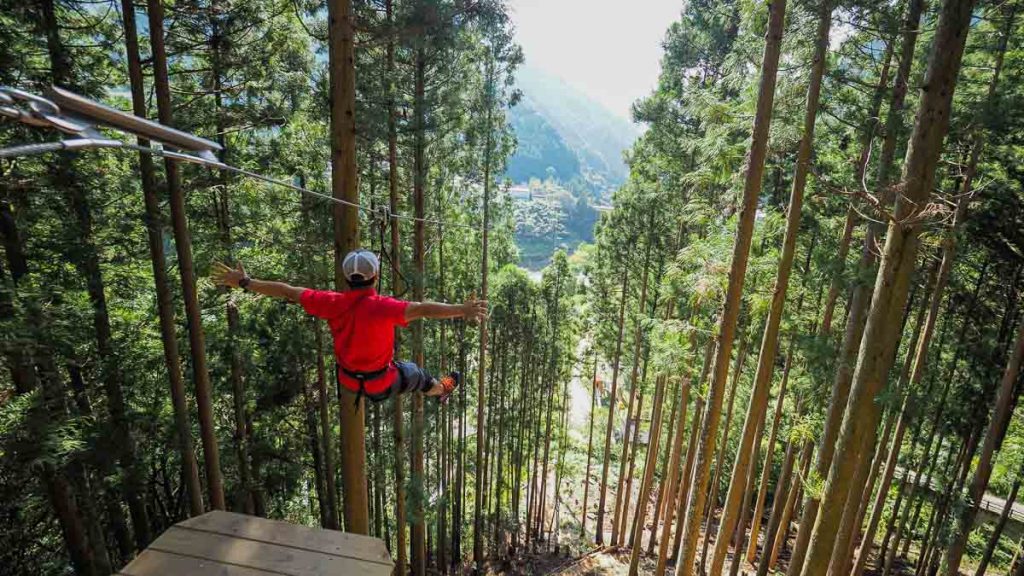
[148,526,392,576]
[177,511,391,566]
[120,549,284,576]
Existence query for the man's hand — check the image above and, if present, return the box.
[212,261,248,289]
[462,298,488,323]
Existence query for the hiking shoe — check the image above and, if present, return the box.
[437,371,461,403]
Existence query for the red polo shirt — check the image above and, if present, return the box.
[300,287,409,394]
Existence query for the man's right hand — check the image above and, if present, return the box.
[462,298,488,323]
[212,262,248,288]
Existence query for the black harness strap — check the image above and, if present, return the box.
[339,364,390,406]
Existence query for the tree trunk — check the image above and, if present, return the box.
[852,402,912,576]
[820,35,895,335]
[42,0,150,553]
[119,0,204,519]
[745,341,795,564]
[649,381,683,553]
[656,377,692,575]
[729,417,765,576]
[472,53,496,572]
[597,272,630,545]
[315,326,339,527]
[675,0,788,569]
[582,355,599,537]
[675,394,706,562]
[713,2,831,569]
[146,0,225,511]
[624,383,647,545]
[769,441,813,569]
[303,374,330,527]
[629,374,668,575]
[938,8,1018,571]
[755,411,801,576]
[974,474,1022,576]
[796,0,975,570]
[614,240,653,545]
[385,0,407,567]
[942,315,1024,574]
[701,330,749,568]
[410,44,429,576]
[327,0,367,533]
[787,0,925,566]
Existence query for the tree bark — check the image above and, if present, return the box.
[147,0,225,511]
[974,473,1022,576]
[649,381,683,553]
[119,0,204,519]
[700,331,748,566]
[942,314,1024,574]
[628,374,667,575]
[797,0,977,569]
[597,272,630,545]
[614,239,653,545]
[675,0,788,570]
[656,377,692,575]
[745,340,795,564]
[472,52,496,572]
[787,0,925,566]
[582,355,599,537]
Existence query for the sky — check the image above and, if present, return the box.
[507,0,682,123]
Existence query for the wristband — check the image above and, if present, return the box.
[238,276,252,291]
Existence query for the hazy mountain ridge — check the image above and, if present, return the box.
[506,66,640,194]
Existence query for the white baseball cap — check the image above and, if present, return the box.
[342,249,380,285]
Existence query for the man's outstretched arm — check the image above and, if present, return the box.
[405,299,487,323]
[212,262,306,303]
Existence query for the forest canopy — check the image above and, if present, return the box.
[1,0,1024,575]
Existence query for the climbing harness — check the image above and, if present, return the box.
[0,85,478,231]
[338,363,391,407]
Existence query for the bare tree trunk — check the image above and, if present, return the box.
[769,441,813,569]
[410,45,429,576]
[649,382,683,553]
[745,341,795,563]
[700,332,748,566]
[385,0,407,567]
[119,0,204,518]
[974,473,1022,576]
[472,54,496,572]
[582,355,599,537]
[942,315,1024,574]
[714,3,831,570]
[326,0,367,533]
[788,0,925,566]
[628,375,668,575]
[755,409,801,576]
[729,417,764,576]
[146,0,225,511]
[615,241,653,545]
[676,0,789,569]
[655,377,692,575]
[675,394,705,563]
[597,272,630,545]
[796,0,975,570]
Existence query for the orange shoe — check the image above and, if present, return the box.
[437,372,461,403]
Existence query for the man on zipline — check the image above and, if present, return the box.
[212,249,485,403]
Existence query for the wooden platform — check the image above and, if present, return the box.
[117,511,394,576]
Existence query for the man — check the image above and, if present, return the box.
[212,249,486,402]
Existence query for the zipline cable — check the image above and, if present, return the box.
[0,85,480,232]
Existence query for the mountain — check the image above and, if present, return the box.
[506,66,640,194]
